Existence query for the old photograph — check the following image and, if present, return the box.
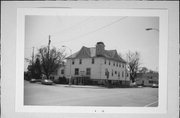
[24,15,159,107]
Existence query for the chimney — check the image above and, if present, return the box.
[96,42,105,57]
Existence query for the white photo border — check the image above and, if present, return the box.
[16,8,168,114]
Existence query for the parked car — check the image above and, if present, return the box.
[130,82,137,88]
[30,78,42,83]
[152,83,158,88]
[41,79,53,85]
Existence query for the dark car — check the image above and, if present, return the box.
[41,79,54,85]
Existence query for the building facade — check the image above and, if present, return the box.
[56,42,130,86]
[136,73,159,87]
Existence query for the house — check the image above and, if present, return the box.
[56,42,130,86]
[53,65,65,78]
[136,73,159,87]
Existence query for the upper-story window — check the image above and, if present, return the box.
[122,64,124,68]
[104,59,106,64]
[115,71,117,74]
[112,70,114,76]
[92,58,95,64]
[109,61,111,65]
[72,60,75,65]
[116,62,118,67]
[122,71,124,77]
[113,61,115,66]
[79,59,82,64]
[119,63,121,68]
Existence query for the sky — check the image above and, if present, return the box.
[25,16,159,71]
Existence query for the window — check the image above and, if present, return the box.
[116,62,118,67]
[122,64,124,68]
[148,76,153,79]
[75,68,79,75]
[92,58,95,64]
[149,80,153,84]
[72,60,75,65]
[115,71,117,74]
[109,61,111,65]
[104,59,106,64]
[105,69,109,79]
[119,63,121,67]
[112,70,113,76]
[118,72,120,77]
[86,68,91,75]
[113,61,115,66]
[126,73,129,77]
[119,81,122,84]
[61,69,64,74]
[79,59,82,64]
[122,71,124,77]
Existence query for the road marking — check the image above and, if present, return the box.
[144,100,158,107]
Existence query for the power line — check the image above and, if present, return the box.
[53,16,128,44]
[25,17,93,49]
[26,16,128,51]
[51,16,93,36]
[25,35,49,49]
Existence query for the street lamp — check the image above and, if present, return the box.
[145,28,159,32]
[62,45,72,86]
[145,27,159,73]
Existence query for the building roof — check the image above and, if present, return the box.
[136,73,159,80]
[67,46,126,63]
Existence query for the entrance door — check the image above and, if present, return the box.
[142,80,144,86]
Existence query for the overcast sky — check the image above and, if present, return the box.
[25,16,159,71]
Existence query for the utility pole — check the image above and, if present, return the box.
[48,35,51,57]
[62,45,72,86]
[32,46,35,65]
[47,35,51,79]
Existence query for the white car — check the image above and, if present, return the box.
[130,82,137,87]
[152,83,158,88]
[41,79,53,85]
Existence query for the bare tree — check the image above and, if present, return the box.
[38,46,66,79]
[126,51,140,83]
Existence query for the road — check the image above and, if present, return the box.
[24,81,158,107]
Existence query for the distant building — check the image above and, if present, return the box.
[53,64,65,78]
[136,73,159,86]
[55,42,130,86]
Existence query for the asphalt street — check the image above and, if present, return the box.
[24,81,158,107]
